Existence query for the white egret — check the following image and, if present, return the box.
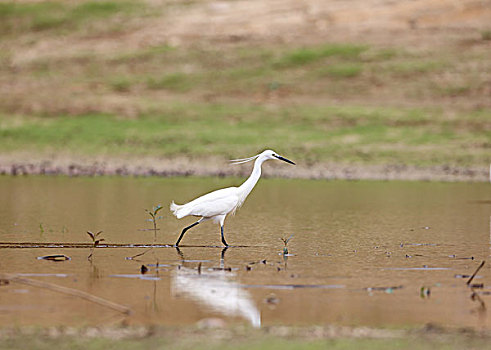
[170,149,295,246]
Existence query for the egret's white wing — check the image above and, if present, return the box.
[174,187,240,218]
[188,194,239,217]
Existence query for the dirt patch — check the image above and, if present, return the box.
[0,323,489,342]
[8,0,491,66]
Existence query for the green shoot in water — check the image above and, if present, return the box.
[280,234,294,255]
[86,230,104,261]
[145,204,163,242]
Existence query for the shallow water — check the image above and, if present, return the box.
[0,176,490,329]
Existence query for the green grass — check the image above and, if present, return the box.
[318,64,363,78]
[109,76,133,92]
[2,331,491,350]
[481,30,491,41]
[0,104,489,167]
[0,1,141,35]
[146,72,194,92]
[274,44,368,68]
[381,60,445,76]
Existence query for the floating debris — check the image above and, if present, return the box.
[140,265,149,274]
[0,242,173,249]
[109,274,160,281]
[383,267,450,271]
[420,286,431,298]
[17,273,69,278]
[366,285,403,293]
[264,294,280,305]
[210,267,234,272]
[147,263,171,267]
[241,284,345,290]
[37,254,71,261]
[404,243,438,246]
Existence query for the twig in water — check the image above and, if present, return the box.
[467,260,485,286]
[126,248,153,260]
[0,273,131,315]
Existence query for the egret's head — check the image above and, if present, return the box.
[261,150,296,165]
[230,150,295,165]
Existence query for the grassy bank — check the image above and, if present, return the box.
[1,105,490,167]
[0,0,490,177]
[2,326,491,350]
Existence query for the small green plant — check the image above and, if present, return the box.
[280,234,294,255]
[321,63,363,79]
[86,230,104,260]
[39,223,54,236]
[275,44,367,68]
[146,73,192,92]
[109,77,132,92]
[481,30,491,41]
[145,204,163,242]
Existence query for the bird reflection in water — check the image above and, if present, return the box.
[172,247,261,328]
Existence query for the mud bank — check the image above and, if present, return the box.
[0,156,488,182]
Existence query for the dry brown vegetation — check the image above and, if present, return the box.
[0,0,490,180]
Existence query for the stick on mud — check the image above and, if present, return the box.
[466,260,485,286]
[0,273,131,315]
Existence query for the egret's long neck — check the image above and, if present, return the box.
[238,157,264,201]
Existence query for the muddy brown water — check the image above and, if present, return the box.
[0,176,490,329]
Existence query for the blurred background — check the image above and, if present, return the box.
[0,0,490,179]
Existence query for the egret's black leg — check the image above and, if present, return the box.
[175,221,200,247]
[220,246,229,260]
[220,246,228,268]
[220,226,229,247]
[175,246,184,260]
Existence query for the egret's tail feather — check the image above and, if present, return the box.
[230,155,259,165]
[170,201,186,219]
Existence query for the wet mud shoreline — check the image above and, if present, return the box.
[0,157,487,182]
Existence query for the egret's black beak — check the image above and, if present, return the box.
[274,155,296,165]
